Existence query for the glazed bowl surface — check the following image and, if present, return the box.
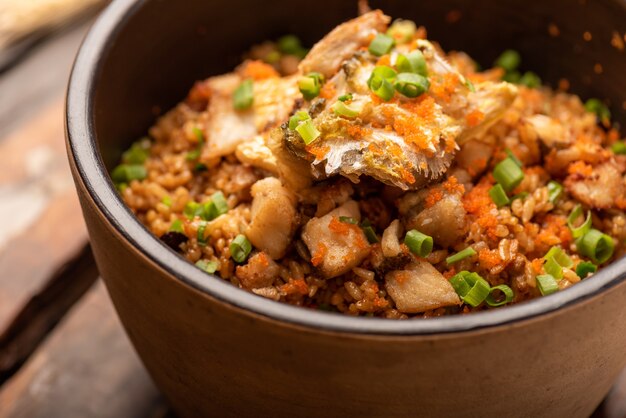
[66,0,626,416]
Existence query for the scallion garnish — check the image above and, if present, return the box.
[111,164,147,184]
[536,274,559,296]
[584,98,611,123]
[368,33,395,56]
[486,284,514,307]
[183,192,229,221]
[197,221,208,246]
[230,234,252,263]
[362,225,379,243]
[367,66,397,101]
[489,184,510,208]
[547,181,563,204]
[446,247,477,265]
[450,271,491,307]
[233,79,254,110]
[404,229,433,257]
[122,138,151,164]
[493,157,524,192]
[495,49,521,72]
[295,119,321,145]
[161,195,172,207]
[332,101,361,118]
[464,78,476,93]
[576,261,597,279]
[394,72,430,98]
[288,111,310,130]
[611,141,626,155]
[339,216,358,224]
[505,149,522,167]
[395,50,427,76]
[298,72,324,100]
[338,93,353,102]
[519,71,542,88]
[576,229,614,264]
[277,34,307,58]
[567,204,592,238]
[195,259,219,274]
[545,246,574,268]
[387,19,416,43]
[169,219,184,233]
[186,127,204,160]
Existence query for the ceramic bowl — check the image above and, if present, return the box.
[66,0,626,416]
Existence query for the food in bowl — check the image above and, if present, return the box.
[111,10,626,318]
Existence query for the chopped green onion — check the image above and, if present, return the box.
[584,98,611,123]
[195,259,218,274]
[544,246,574,269]
[184,201,201,219]
[450,271,491,307]
[404,229,433,257]
[611,141,626,155]
[576,229,614,264]
[519,71,542,88]
[194,163,208,172]
[210,191,229,216]
[362,225,379,243]
[295,119,321,145]
[339,216,358,224]
[186,127,204,160]
[493,157,524,192]
[230,234,252,263]
[393,73,430,98]
[446,247,477,265]
[547,181,563,204]
[332,101,361,118]
[197,221,208,246]
[495,49,521,72]
[186,149,200,160]
[370,65,398,81]
[264,50,281,64]
[122,138,151,164]
[387,19,417,43]
[161,195,172,207]
[502,71,521,83]
[233,79,254,110]
[489,184,510,208]
[536,274,559,296]
[486,284,514,307]
[298,72,324,100]
[277,35,307,58]
[576,261,597,279]
[464,78,476,93]
[338,93,353,102]
[111,164,147,183]
[368,71,395,101]
[544,256,564,279]
[169,219,184,233]
[505,149,522,167]
[368,33,395,56]
[567,205,592,238]
[396,50,427,76]
[116,183,128,193]
[288,111,310,130]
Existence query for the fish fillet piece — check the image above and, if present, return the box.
[279,40,517,190]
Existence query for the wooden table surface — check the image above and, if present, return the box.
[0,14,624,418]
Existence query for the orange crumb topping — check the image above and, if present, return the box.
[376,54,391,66]
[311,243,327,267]
[329,217,352,235]
[319,82,336,99]
[478,248,503,269]
[280,278,309,296]
[346,124,372,139]
[466,109,485,127]
[567,161,594,177]
[241,60,279,80]
[429,73,460,103]
[306,144,330,160]
[463,180,499,240]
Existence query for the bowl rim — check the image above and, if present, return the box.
[66,0,626,336]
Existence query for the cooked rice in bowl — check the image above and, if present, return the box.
[112,10,626,319]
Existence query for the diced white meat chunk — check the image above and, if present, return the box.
[235,135,279,174]
[565,162,625,209]
[236,252,280,289]
[302,200,370,279]
[385,261,461,313]
[403,192,467,248]
[245,177,298,259]
[381,219,403,258]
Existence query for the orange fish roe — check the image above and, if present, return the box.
[531,258,545,274]
[478,248,503,269]
[466,109,485,127]
[329,217,353,235]
[319,82,336,99]
[425,188,443,208]
[443,176,465,195]
[310,243,327,267]
[443,268,457,279]
[536,215,573,251]
[240,60,279,80]
[567,161,594,177]
[256,252,270,267]
[376,54,391,66]
[463,180,499,240]
[400,168,416,184]
[280,278,309,296]
[306,144,330,160]
[346,124,372,139]
[429,73,460,103]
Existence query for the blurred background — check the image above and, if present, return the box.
[0,1,623,417]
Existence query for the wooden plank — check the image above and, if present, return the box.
[0,282,169,418]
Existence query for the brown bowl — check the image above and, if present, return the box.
[66,0,626,416]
